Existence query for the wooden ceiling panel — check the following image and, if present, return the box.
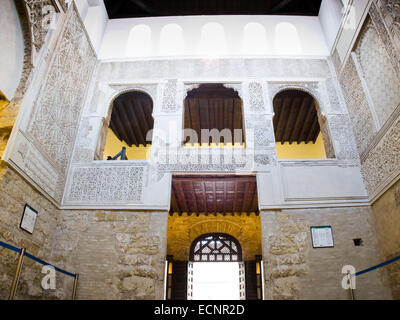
[273,90,320,144]
[105,0,323,19]
[170,175,259,215]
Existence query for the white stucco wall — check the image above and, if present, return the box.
[75,0,108,54]
[0,0,24,99]
[335,0,372,62]
[98,15,330,60]
[319,0,344,52]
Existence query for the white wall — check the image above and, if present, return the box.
[0,0,24,99]
[74,0,108,54]
[335,0,371,63]
[319,0,343,52]
[98,15,330,60]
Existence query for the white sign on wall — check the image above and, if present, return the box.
[311,226,334,248]
[20,204,38,234]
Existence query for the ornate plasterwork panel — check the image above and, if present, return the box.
[161,79,178,113]
[268,82,321,105]
[248,82,266,112]
[24,0,62,53]
[245,114,275,148]
[108,84,158,104]
[373,1,400,73]
[339,55,377,156]
[65,165,145,203]
[355,18,400,128]
[326,114,359,162]
[155,148,253,173]
[10,132,59,198]
[361,117,400,199]
[27,6,96,173]
[267,81,332,117]
[96,59,331,82]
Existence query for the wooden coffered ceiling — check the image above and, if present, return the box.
[184,84,244,145]
[273,89,320,144]
[104,0,322,19]
[109,91,154,147]
[170,175,259,215]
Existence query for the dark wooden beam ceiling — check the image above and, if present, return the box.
[109,91,154,147]
[104,0,322,19]
[273,90,320,144]
[184,84,244,145]
[170,175,259,216]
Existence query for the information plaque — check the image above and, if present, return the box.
[20,204,38,234]
[310,226,334,248]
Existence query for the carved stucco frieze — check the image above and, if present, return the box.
[355,18,400,129]
[96,59,331,83]
[361,117,400,197]
[66,165,145,203]
[161,79,179,113]
[27,7,96,173]
[339,51,378,156]
[326,114,360,163]
[248,82,266,112]
[24,0,59,53]
[11,133,59,198]
[245,114,275,149]
[156,148,253,173]
[267,81,334,118]
[370,2,400,75]
[108,84,159,105]
[268,82,319,100]
[375,0,400,57]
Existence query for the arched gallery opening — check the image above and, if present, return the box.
[97,90,154,160]
[183,84,245,147]
[273,89,334,159]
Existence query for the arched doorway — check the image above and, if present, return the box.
[165,230,263,300]
[188,233,245,300]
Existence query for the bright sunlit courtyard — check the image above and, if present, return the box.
[191,262,240,300]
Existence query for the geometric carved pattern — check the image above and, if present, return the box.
[66,166,144,202]
[268,82,321,105]
[361,117,400,198]
[339,56,377,155]
[356,19,400,127]
[248,82,265,112]
[28,7,96,172]
[373,1,400,72]
[25,0,59,52]
[327,114,359,161]
[162,79,178,112]
[190,233,242,262]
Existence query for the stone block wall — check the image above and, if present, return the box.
[371,179,400,299]
[0,162,73,299]
[53,210,168,300]
[260,207,392,300]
